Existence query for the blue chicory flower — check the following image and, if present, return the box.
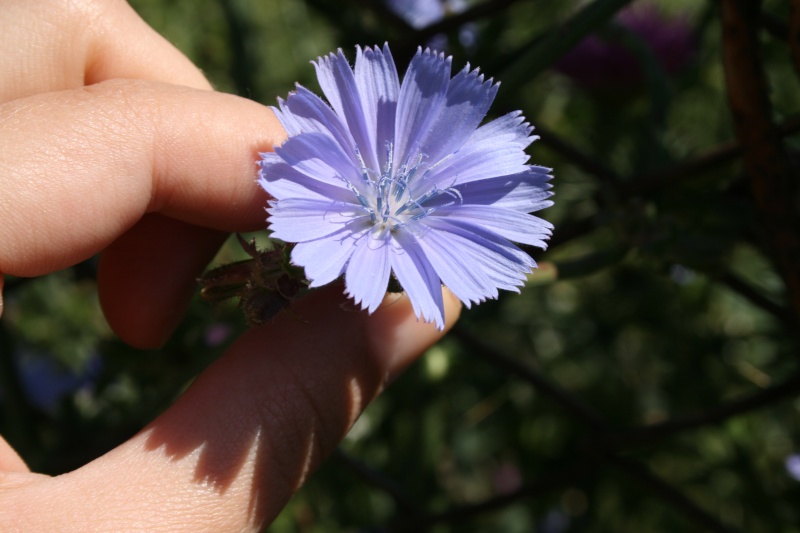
[258,44,553,329]
[13,349,102,412]
[386,0,464,30]
[385,0,477,51]
[787,454,800,482]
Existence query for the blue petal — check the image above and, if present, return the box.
[394,48,452,170]
[268,198,371,242]
[274,132,362,191]
[391,229,445,329]
[421,217,534,291]
[274,85,357,164]
[314,50,380,173]
[419,111,546,202]
[345,231,392,313]
[414,226,497,307]
[421,140,530,191]
[466,110,538,149]
[430,205,553,249]
[416,64,498,167]
[354,44,400,172]
[258,152,354,203]
[426,167,554,211]
[292,226,369,287]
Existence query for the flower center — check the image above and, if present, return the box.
[348,144,459,235]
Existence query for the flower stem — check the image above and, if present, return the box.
[199,236,308,327]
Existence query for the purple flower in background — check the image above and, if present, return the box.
[539,510,571,533]
[259,44,553,329]
[491,461,523,495]
[204,322,234,347]
[787,454,800,481]
[556,3,696,90]
[13,350,102,412]
[386,0,477,50]
[386,0,465,30]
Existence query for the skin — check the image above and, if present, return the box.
[0,1,461,530]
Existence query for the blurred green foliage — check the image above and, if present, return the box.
[2,0,800,531]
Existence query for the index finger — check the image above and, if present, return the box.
[0,79,284,277]
[0,80,285,345]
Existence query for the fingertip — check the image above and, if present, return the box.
[148,87,286,231]
[368,288,462,381]
[1,82,282,277]
[98,215,228,349]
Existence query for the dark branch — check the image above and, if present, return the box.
[610,456,740,533]
[331,448,422,516]
[548,214,598,250]
[721,0,800,330]
[791,0,800,76]
[760,10,789,41]
[607,369,800,450]
[536,123,622,185]
[386,458,600,532]
[718,271,792,325]
[453,325,608,432]
[546,112,800,255]
[622,113,800,197]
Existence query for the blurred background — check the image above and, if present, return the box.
[2,0,800,531]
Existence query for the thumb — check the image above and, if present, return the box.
[0,286,461,531]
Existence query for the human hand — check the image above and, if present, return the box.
[0,1,460,530]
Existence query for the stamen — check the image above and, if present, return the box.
[445,187,463,203]
[411,207,436,220]
[392,180,406,202]
[393,152,426,200]
[347,145,441,233]
[354,146,373,183]
[395,194,428,216]
[434,187,464,208]
[383,141,393,177]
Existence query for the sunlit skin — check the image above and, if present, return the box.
[0,1,460,530]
